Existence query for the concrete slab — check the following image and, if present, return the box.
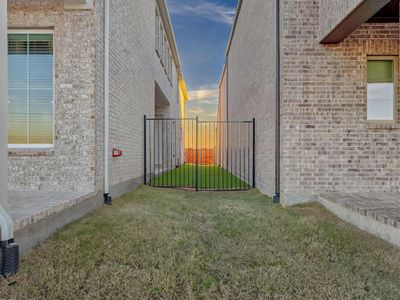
[9,176,142,255]
[10,191,96,232]
[319,193,400,247]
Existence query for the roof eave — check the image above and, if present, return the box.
[320,0,392,44]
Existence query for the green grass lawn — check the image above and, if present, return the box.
[1,187,400,299]
[150,164,250,190]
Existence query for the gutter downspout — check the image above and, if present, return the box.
[103,0,112,205]
[0,0,19,277]
[273,0,281,204]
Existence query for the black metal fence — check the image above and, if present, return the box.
[144,116,255,191]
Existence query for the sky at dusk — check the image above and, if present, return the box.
[167,0,238,120]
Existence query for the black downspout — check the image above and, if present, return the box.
[273,0,281,204]
[144,115,147,185]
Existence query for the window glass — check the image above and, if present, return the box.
[368,60,393,83]
[8,33,54,146]
[367,59,395,121]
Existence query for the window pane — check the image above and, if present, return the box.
[29,34,53,55]
[29,53,53,89]
[8,34,28,144]
[29,89,53,144]
[368,60,394,83]
[8,89,28,144]
[7,33,54,145]
[367,83,394,120]
[8,34,28,89]
[8,34,28,54]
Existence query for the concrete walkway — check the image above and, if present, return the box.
[10,191,95,231]
[319,192,400,247]
[9,190,103,254]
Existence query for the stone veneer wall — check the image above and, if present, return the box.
[8,0,180,196]
[224,0,277,196]
[8,0,97,193]
[281,0,400,205]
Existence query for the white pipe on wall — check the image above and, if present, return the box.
[0,207,13,242]
[0,0,14,241]
[104,0,110,199]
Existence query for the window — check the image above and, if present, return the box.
[163,35,167,67]
[155,8,173,84]
[159,20,163,56]
[8,32,54,147]
[160,27,164,64]
[169,51,173,80]
[367,57,397,122]
[155,9,160,55]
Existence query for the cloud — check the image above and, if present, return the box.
[188,88,219,102]
[186,87,219,120]
[168,0,236,25]
[187,107,205,114]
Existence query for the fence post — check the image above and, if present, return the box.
[144,115,147,185]
[252,118,256,188]
[195,116,199,191]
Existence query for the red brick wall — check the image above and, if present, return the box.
[185,148,215,165]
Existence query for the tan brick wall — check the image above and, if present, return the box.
[106,0,180,191]
[223,0,277,196]
[217,67,227,166]
[281,0,400,205]
[94,0,105,192]
[8,0,97,193]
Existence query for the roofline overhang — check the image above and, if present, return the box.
[219,0,243,89]
[320,0,392,44]
[225,0,243,58]
[218,63,227,89]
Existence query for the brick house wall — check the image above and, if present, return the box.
[7,0,182,197]
[281,0,400,205]
[8,0,97,193]
[94,0,105,193]
[217,66,227,167]
[220,0,277,196]
[220,0,399,204]
[106,0,180,195]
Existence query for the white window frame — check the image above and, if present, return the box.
[8,29,55,149]
[367,56,398,124]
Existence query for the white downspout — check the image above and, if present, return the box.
[0,0,13,241]
[103,0,111,204]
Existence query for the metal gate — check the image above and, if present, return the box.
[144,116,255,191]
